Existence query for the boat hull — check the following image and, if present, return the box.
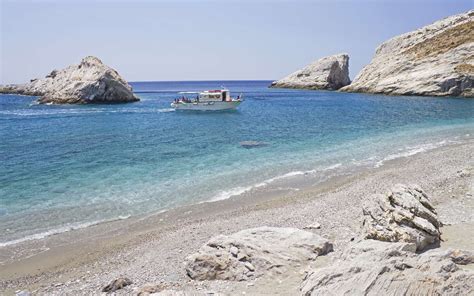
[171,101,241,111]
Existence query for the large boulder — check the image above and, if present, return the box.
[341,10,474,97]
[301,184,473,295]
[0,56,139,104]
[270,54,351,90]
[300,240,474,295]
[361,184,441,251]
[185,226,333,281]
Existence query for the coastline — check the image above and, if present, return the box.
[1,139,473,294]
[1,122,470,248]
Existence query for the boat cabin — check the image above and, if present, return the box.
[199,89,230,102]
[172,88,242,110]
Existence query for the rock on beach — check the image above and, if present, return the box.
[300,240,474,295]
[301,184,474,295]
[185,226,333,281]
[361,184,441,251]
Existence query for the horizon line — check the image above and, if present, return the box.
[0,79,276,86]
[129,79,275,83]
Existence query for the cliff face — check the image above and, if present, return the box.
[341,10,474,97]
[0,56,139,104]
[270,54,351,90]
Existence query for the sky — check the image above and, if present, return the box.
[1,0,472,84]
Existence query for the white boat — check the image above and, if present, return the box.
[171,89,243,111]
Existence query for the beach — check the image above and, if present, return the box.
[2,139,472,295]
[1,2,473,295]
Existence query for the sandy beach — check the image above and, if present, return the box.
[1,139,472,295]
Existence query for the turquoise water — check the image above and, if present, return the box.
[1,81,473,245]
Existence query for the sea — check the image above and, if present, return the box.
[1,80,473,246]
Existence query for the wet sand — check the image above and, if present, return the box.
[1,140,473,295]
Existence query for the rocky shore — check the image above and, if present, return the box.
[270,54,351,90]
[182,184,472,295]
[341,10,473,97]
[0,56,139,104]
[2,140,472,295]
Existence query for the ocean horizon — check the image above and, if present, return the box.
[1,80,473,246]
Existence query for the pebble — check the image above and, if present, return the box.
[244,262,255,271]
[303,223,321,230]
[230,246,239,257]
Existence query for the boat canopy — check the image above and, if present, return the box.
[178,89,231,102]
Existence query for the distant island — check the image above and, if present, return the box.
[0,56,139,104]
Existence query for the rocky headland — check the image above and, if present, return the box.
[270,53,351,90]
[0,56,139,104]
[341,10,474,97]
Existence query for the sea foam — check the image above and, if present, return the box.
[0,215,130,247]
[206,163,343,202]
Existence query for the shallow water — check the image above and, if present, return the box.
[0,80,473,245]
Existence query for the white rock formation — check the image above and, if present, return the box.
[361,184,441,251]
[270,54,351,90]
[185,226,333,281]
[341,10,474,97]
[0,56,139,104]
[178,184,471,295]
[301,184,473,295]
[300,240,474,295]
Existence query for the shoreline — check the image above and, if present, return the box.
[1,129,470,249]
[1,140,473,294]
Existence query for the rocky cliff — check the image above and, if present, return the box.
[0,56,139,104]
[341,10,474,97]
[270,53,351,90]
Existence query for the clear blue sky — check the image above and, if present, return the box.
[1,0,472,84]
